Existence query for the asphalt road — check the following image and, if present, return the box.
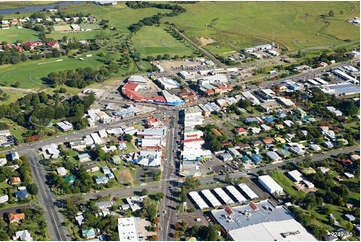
[24,149,70,241]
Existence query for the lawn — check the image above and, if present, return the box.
[162,1,360,54]
[0,56,104,89]
[132,26,195,57]
[0,28,39,43]
[0,91,26,105]
[271,171,306,199]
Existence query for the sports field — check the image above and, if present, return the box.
[0,28,39,43]
[162,1,360,55]
[132,26,194,57]
[0,57,104,89]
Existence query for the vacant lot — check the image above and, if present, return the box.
[0,56,104,89]
[0,28,39,43]
[163,1,360,55]
[132,26,194,57]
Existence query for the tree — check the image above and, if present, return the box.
[27,183,38,195]
[328,10,334,17]
[141,188,149,196]
[124,134,133,142]
[151,192,164,201]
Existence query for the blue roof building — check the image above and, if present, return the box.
[264,117,274,123]
[242,155,250,162]
[15,190,29,199]
[251,154,262,163]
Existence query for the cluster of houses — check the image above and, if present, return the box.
[0,129,16,148]
[1,15,96,29]
[0,152,31,205]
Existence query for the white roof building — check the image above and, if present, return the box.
[135,150,162,167]
[0,195,9,203]
[188,191,209,210]
[13,230,33,241]
[118,217,138,241]
[200,189,222,207]
[213,187,235,205]
[258,175,284,195]
[56,167,67,176]
[157,77,180,89]
[287,170,303,183]
[90,133,103,145]
[128,75,149,84]
[238,184,258,199]
[225,186,247,203]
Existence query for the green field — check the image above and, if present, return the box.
[0,56,104,89]
[163,1,360,54]
[0,1,54,10]
[0,28,39,43]
[132,26,194,57]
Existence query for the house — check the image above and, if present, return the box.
[309,144,321,151]
[323,141,334,149]
[345,214,355,222]
[10,177,21,185]
[287,170,303,183]
[263,138,274,144]
[111,155,121,165]
[84,164,99,172]
[219,152,233,162]
[275,137,286,144]
[266,151,282,163]
[251,154,262,164]
[95,176,109,184]
[12,230,33,241]
[82,228,96,239]
[0,158,7,166]
[75,215,84,226]
[56,167,67,176]
[15,190,29,200]
[235,127,248,135]
[261,124,271,131]
[276,149,291,158]
[8,213,25,223]
[78,153,91,162]
[249,127,261,134]
[0,195,9,203]
[96,201,113,210]
[146,117,159,128]
[11,151,19,160]
[344,172,354,179]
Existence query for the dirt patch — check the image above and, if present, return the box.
[199,37,216,46]
[118,168,134,185]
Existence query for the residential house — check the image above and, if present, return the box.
[15,190,29,200]
[235,127,247,136]
[56,167,67,176]
[12,230,33,241]
[78,153,91,162]
[0,195,9,203]
[8,213,25,223]
[10,177,21,185]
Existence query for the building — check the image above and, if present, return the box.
[56,167,67,176]
[8,213,25,223]
[118,217,138,241]
[15,190,29,199]
[178,88,197,103]
[11,151,19,160]
[320,82,360,96]
[211,200,316,241]
[243,44,273,53]
[162,90,184,105]
[258,175,284,195]
[10,177,21,185]
[0,195,9,203]
[157,77,180,89]
[12,230,33,241]
[287,170,303,183]
[266,151,282,163]
[235,127,247,135]
[78,153,91,162]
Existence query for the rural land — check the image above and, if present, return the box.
[0,1,359,241]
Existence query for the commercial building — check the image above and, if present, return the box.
[211,200,317,241]
[320,82,360,96]
[258,175,284,195]
[157,77,180,89]
[56,121,73,132]
[225,186,247,203]
[188,191,209,210]
[162,90,185,105]
[118,217,138,241]
[134,150,161,167]
[243,44,273,53]
[200,189,222,207]
[213,187,235,205]
[238,184,258,199]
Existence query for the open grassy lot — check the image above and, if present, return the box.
[0,56,104,89]
[0,91,26,105]
[0,28,39,43]
[271,171,306,199]
[0,1,54,10]
[132,26,194,57]
[163,1,360,54]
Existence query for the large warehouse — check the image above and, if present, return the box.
[258,175,284,195]
[211,200,317,241]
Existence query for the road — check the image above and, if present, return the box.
[24,149,70,241]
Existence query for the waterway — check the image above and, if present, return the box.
[0,1,82,15]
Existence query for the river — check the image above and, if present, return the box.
[0,1,82,15]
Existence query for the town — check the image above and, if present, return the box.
[0,1,359,242]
